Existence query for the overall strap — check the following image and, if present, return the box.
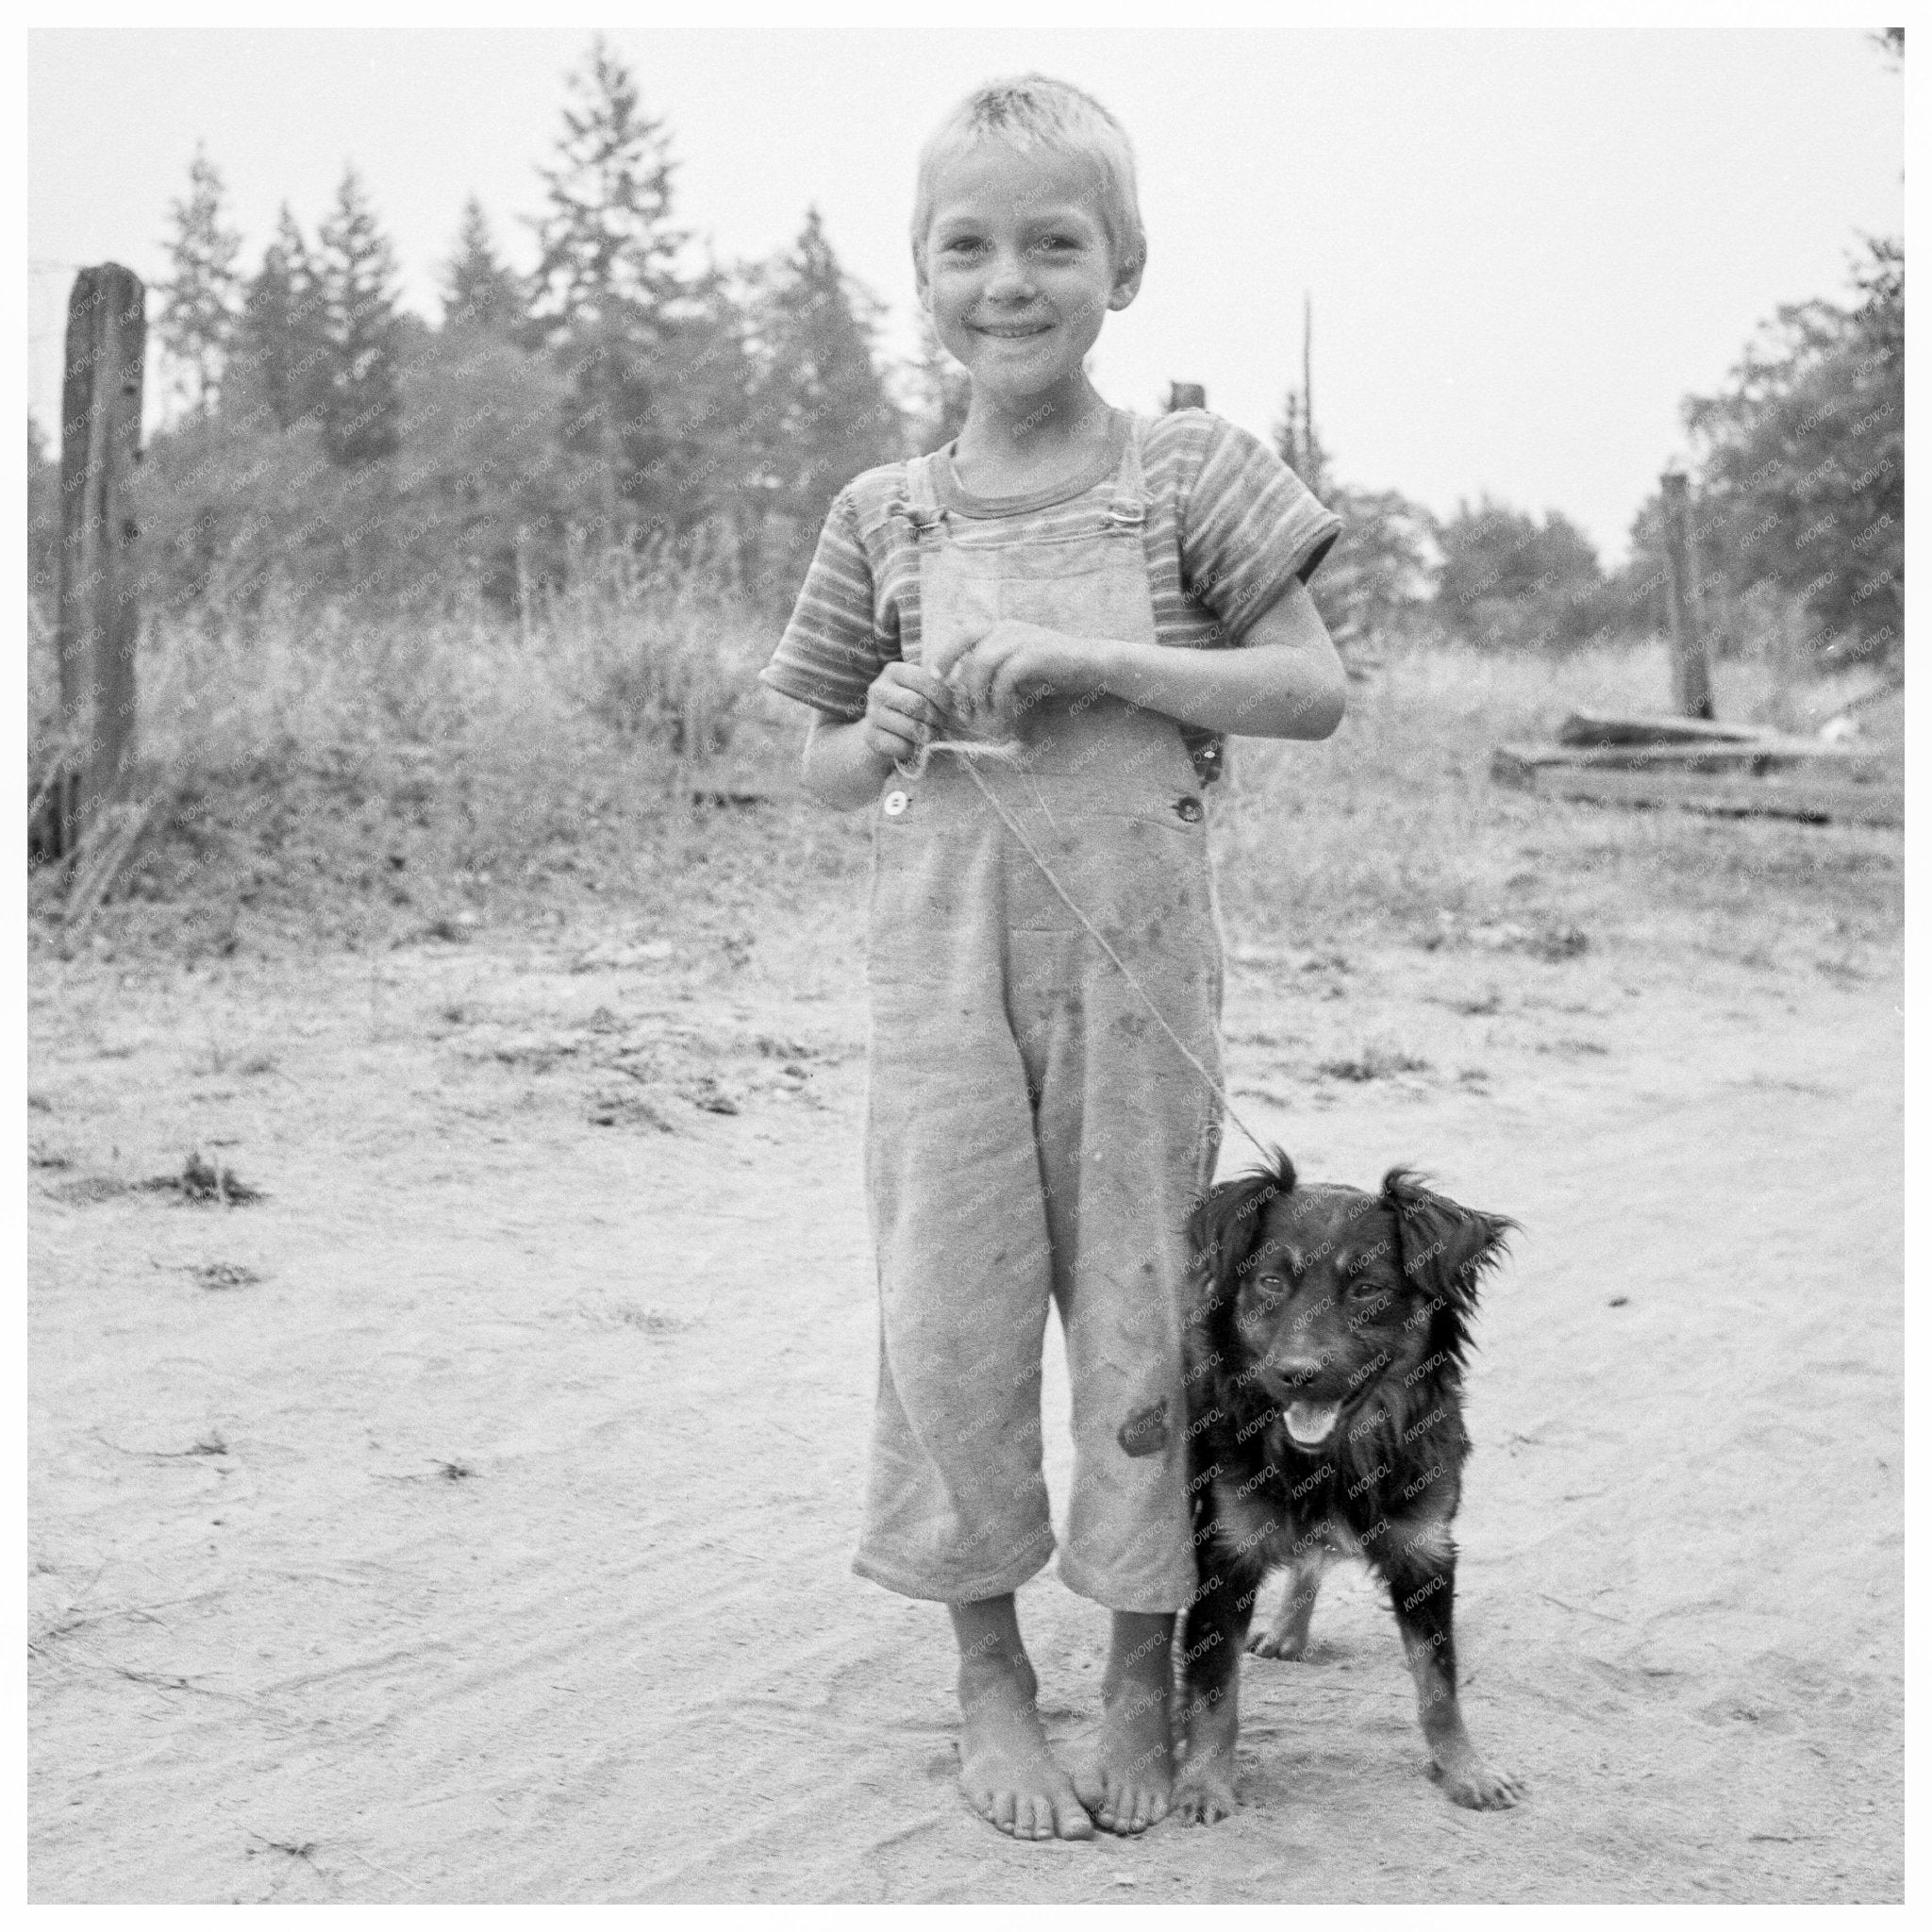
[1105,410,1151,528]
[900,449,945,530]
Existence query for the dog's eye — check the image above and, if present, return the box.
[1346,1278,1390,1305]
[1249,1273,1286,1299]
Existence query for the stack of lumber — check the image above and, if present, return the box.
[1491,712,1902,826]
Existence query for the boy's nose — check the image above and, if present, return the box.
[985,254,1037,299]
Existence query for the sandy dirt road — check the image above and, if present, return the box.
[27,911,1903,1903]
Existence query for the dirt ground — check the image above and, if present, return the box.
[27,795,1904,1904]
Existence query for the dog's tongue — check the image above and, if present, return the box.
[1284,1400,1341,1447]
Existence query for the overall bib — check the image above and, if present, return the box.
[857,415,1226,1614]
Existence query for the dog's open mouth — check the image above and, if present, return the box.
[1283,1399,1342,1447]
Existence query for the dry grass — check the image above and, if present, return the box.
[27,594,1902,979]
[1216,638,1903,963]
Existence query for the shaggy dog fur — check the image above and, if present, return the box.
[1172,1152,1524,1820]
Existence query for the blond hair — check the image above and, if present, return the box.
[911,74,1145,283]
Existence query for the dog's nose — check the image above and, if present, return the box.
[1272,1356,1325,1389]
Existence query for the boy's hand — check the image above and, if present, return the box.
[862,661,958,766]
[947,620,1118,723]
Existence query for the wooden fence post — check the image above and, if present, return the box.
[1165,382,1207,412]
[1659,469,1714,722]
[55,262,146,857]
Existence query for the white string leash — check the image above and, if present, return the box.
[917,750,1274,1163]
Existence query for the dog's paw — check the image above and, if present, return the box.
[1245,1630,1311,1661]
[1432,1757,1524,1810]
[1172,1767,1240,1825]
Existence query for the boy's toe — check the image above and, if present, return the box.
[1056,1799,1095,1840]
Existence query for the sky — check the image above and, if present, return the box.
[26,25,1903,565]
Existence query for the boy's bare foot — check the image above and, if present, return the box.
[1074,1609,1175,1835]
[950,1596,1094,1841]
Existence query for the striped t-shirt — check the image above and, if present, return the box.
[758,407,1341,782]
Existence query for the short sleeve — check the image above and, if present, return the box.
[758,491,886,720]
[1179,419,1341,643]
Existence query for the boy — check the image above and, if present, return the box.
[759,74,1346,1840]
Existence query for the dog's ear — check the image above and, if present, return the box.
[1188,1151,1296,1295]
[1381,1166,1516,1315]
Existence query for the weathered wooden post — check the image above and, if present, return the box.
[55,262,146,858]
[1166,381,1207,412]
[1659,469,1714,721]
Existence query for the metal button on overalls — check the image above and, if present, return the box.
[856,410,1227,1616]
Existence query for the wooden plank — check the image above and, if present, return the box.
[1557,710,1771,748]
[1493,740,1886,782]
[1512,764,1902,827]
[55,262,146,854]
[1660,470,1714,720]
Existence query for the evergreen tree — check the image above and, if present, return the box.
[156,142,243,417]
[1273,384,1332,502]
[29,412,59,607]
[314,167,404,468]
[441,196,529,339]
[905,312,971,454]
[749,208,904,588]
[526,36,693,541]
[232,205,333,432]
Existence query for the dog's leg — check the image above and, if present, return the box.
[1173,1556,1264,1825]
[1382,1529,1523,1810]
[1248,1546,1328,1659]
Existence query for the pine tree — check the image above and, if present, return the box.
[232,204,333,431]
[905,313,971,453]
[750,208,904,588]
[441,196,529,339]
[314,167,404,468]
[156,142,243,417]
[526,35,691,539]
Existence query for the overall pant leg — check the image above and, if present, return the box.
[1005,784,1224,1613]
[856,770,1059,1601]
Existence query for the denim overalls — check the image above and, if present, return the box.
[857,412,1225,1614]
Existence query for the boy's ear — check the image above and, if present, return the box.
[1108,247,1144,311]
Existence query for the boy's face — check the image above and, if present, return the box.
[916,141,1141,411]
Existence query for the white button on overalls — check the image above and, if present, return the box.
[882,790,908,817]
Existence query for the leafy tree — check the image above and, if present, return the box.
[228,205,333,433]
[156,142,243,418]
[441,196,530,340]
[314,167,405,467]
[1665,233,1903,663]
[1271,387,1439,650]
[1434,497,1608,648]
[1307,484,1437,651]
[526,35,693,541]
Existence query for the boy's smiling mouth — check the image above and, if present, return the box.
[974,320,1054,338]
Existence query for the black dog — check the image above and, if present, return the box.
[1173,1153,1524,1819]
